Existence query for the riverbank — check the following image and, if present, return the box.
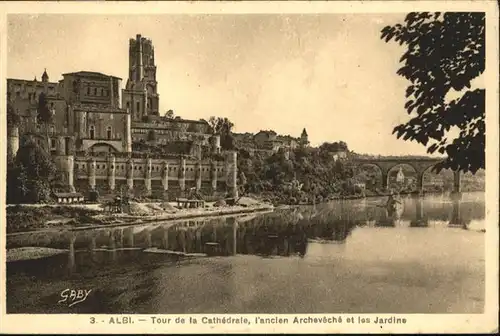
[250,189,445,207]
[7,247,69,263]
[6,196,274,235]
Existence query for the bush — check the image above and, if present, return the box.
[7,140,57,204]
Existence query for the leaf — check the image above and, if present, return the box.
[383,12,485,173]
[428,143,438,153]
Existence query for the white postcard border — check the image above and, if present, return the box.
[0,1,498,334]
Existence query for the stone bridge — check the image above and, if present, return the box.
[351,157,461,193]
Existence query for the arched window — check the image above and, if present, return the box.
[107,126,112,140]
[89,125,95,139]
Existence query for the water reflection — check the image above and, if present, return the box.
[410,198,428,228]
[7,192,485,275]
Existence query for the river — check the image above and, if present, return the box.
[6,192,485,314]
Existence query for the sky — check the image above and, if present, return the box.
[7,13,439,156]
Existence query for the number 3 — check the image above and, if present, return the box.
[90,317,95,324]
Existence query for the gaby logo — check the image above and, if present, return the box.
[58,289,92,307]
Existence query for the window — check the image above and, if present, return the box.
[89,125,95,139]
[94,88,97,95]
[136,101,140,112]
[51,139,56,148]
[107,126,112,140]
[87,87,91,95]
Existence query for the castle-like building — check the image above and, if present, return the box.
[6,34,237,199]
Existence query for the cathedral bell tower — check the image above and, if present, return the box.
[122,34,160,121]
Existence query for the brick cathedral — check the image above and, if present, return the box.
[6,34,238,199]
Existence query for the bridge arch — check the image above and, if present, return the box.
[353,163,385,190]
[386,163,419,193]
[419,164,448,192]
[352,157,444,193]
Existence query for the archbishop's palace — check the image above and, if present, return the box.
[6,34,242,199]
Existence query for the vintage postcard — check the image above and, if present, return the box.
[0,1,498,334]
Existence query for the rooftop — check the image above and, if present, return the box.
[62,71,122,80]
[7,78,58,86]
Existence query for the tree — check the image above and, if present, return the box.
[318,141,349,154]
[37,92,53,150]
[6,155,28,203]
[381,12,485,173]
[7,100,21,129]
[7,140,57,203]
[208,116,234,134]
[165,109,175,118]
[208,116,236,150]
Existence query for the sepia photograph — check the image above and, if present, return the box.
[1,1,498,334]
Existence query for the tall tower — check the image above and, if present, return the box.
[300,128,309,147]
[122,34,160,121]
[41,68,49,83]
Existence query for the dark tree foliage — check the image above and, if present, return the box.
[37,92,52,124]
[6,155,28,203]
[7,100,21,128]
[319,141,349,153]
[208,116,236,150]
[7,140,57,203]
[37,92,54,149]
[165,109,175,118]
[236,143,363,204]
[381,12,485,173]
